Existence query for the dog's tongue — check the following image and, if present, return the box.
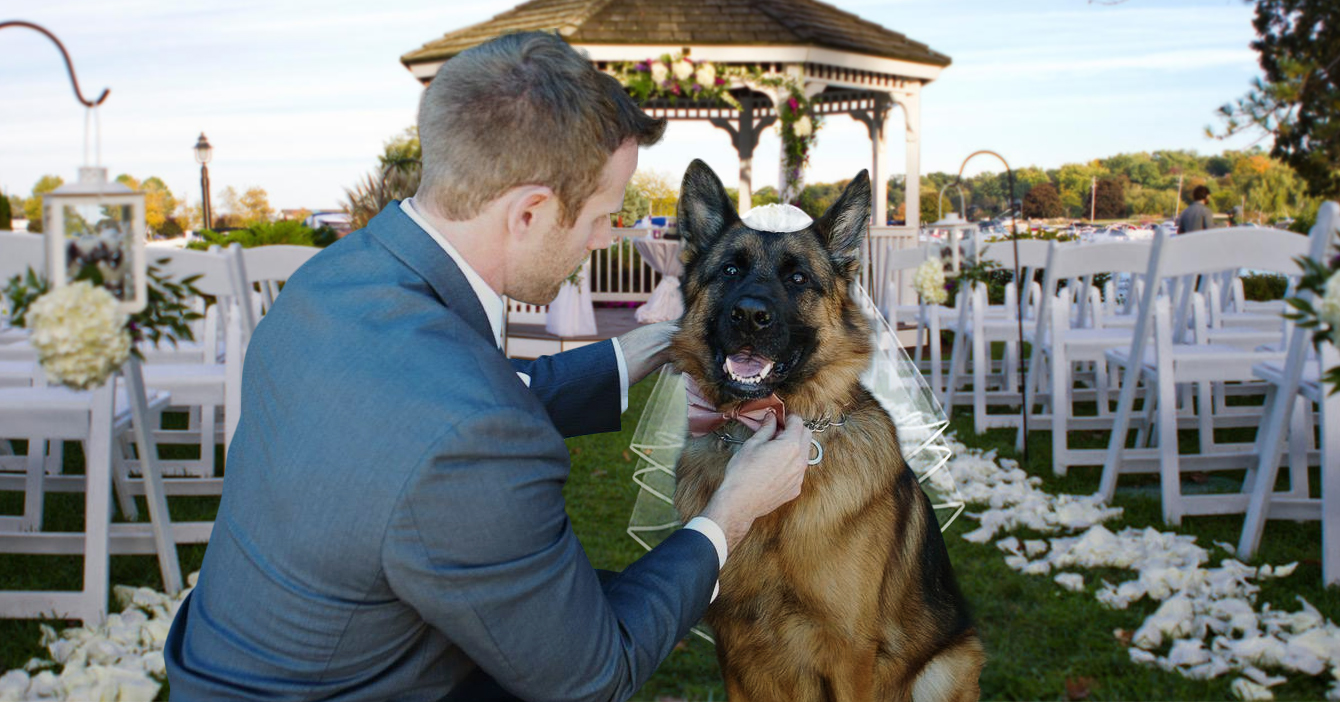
[726,351,773,379]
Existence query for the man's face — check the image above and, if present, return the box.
[509,140,638,305]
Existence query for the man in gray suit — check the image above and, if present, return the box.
[165,31,812,701]
[1176,185,1214,234]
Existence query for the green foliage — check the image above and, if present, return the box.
[187,220,330,250]
[1212,0,1340,198]
[0,193,10,230]
[2,267,48,328]
[1022,182,1062,219]
[343,129,422,232]
[1240,273,1290,301]
[1282,252,1340,392]
[795,180,848,220]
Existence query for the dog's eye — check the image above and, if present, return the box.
[722,263,740,277]
[789,271,808,286]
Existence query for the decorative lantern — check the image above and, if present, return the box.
[43,166,147,313]
[927,212,980,273]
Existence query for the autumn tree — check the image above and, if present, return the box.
[1085,179,1127,219]
[24,174,64,233]
[114,174,179,235]
[1214,0,1339,198]
[1022,182,1063,219]
[238,187,274,225]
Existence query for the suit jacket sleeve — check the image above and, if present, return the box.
[381,404,718,702]
[510,340,621,438]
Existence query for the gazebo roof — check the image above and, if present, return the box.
[400,0,951,69]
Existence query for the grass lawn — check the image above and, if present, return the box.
[1,373,1336,700]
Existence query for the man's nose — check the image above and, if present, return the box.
[730,297,773,332]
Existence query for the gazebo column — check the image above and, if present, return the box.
[851,93,894,226]
[893,85,923,230]
[709,96,776,213]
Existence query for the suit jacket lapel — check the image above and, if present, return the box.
[365,202,497,348]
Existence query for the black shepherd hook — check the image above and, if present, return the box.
[1,20,110,107]
[951,149,1029,463]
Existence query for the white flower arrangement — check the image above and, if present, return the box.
[671,58,694,81]
[649,61,668,83]
[694,63,716,87]
[913,258,949,305]
[27,281,131,391]
[792,115,813,138]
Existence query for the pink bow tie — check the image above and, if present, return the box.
[684,374,786,437]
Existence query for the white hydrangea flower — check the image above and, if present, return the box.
[671,59,694,81]
[1054,572,1085,592]
[914,259,948,304]
[793,115,813,138]
[650,61,668,83]
[694,62,716,86]
[1320,271,1340,333]
[27,281,131,391]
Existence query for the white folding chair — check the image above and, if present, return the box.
[137,245,253,479]
[941,239,1051,433]
[1099,225,1317,525]
[1016,240,1152,472]
[1235,202,1340,578]
[239,244,320,321]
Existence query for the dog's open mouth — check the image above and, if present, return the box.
[724,349,774,386]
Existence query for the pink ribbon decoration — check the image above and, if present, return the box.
[684,374,786,437]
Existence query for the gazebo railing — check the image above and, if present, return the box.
[589,229,663,302]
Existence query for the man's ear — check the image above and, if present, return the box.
[504,185,560,244]
[812,171,870,278]
[677,160,739,262]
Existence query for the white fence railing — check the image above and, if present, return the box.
[862,226,921,313]
[589,229,664,302]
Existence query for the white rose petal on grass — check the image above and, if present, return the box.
[1054,572,1085,592]
[27,281,130,391]
[1231,677,1275,701]
[1023,539,1048,557]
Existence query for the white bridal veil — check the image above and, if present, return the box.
[625,205,966,552]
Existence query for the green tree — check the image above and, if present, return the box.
[0,193,10,230]
[343,126,424,231]
[24,174,64,233]
[238,187,274,225]
[1213,0,1339,197]
[1022,183,1063,219]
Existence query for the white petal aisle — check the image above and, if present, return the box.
[942,436,1340,701]
[0,573,196,701]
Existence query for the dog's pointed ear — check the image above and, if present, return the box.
[813,171,870,277]
[678,160,739,260]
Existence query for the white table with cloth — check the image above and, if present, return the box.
[545,260,598,337]
[632,237,683,324]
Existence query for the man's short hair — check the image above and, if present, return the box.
[416,32,666,225]
[1192,185,1210,202]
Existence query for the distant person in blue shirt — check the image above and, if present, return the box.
[1176,185,1214,234]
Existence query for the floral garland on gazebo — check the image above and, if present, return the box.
[611,54,821,205]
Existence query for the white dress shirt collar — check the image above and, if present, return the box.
[400,198,505,349]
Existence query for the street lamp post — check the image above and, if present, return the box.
[194,133,213,231]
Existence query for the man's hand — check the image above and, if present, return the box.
[699,413,812,552]
[616,321,678,386]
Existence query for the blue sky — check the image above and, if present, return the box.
[1,0,1265,212]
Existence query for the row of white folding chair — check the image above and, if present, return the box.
[1016,240,1153,470]
[1098,223,1321,526]
[1235,201,1340,582]
[940,240,1052,433]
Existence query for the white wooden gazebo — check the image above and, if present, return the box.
[400,0,950,229]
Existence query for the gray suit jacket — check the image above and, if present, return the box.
[165,203,718,701]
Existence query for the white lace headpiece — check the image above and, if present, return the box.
[741,204,813,233]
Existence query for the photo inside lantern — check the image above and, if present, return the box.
[62,202,135,301]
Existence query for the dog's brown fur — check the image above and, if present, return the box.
[670,161,984,702]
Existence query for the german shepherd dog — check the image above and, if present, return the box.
[669,160,984,701]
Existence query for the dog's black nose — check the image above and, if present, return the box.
[730,297,773,331]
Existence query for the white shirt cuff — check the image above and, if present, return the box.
[611,338,630,414]
[684,516,727,603]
